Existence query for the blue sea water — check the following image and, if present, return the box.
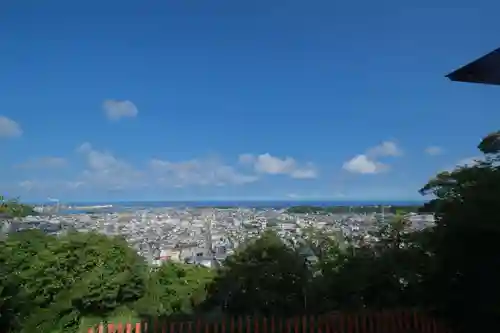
[71,200,422,207]
[54,200,424,215]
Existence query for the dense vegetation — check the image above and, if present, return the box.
[2,131,500,332]
[0,196,37,218]
[0,229,215,333]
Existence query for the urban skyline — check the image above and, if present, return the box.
[5,204,434,269]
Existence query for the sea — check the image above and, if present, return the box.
[54,200,425,215]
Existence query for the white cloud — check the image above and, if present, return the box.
[343,141,402,175]
[441,156,483,172]
[286,192,345,200]
[239,153,318,179]
[149,158,258,187]
[290,162,318,179]
[19,180,36,191]
[238,154,255,165]
[73,143,259,190]
[17,179,82,192]
[367,141,402,157]
[16,157,67,169]
[456,156,481,167]
[77,142,92,153]
[0,116,22,138]
[425,146,443,156]
[15,145,317,192]
[342,154,389,174]
[102,99,138,121]
[77,143,144,189]
[290,168,318,179]
[66,181,85,189]
[254,154,296,174]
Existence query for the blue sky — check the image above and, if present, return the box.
[1,0,499,202]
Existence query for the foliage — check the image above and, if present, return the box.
[417,130,500,330]
[0,196,37,219]
[203,230,311,316]
[0,231,147,332]
[134,262,214,317]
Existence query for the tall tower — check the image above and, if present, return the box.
[0,213,11,236]
[204,215,213,256]
[48,197,60,215]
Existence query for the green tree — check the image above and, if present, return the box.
[309,210,432,311]
[371,211,411,251]
[419,131,500,331]
[203,230,310,316]
[0,196,37,219]
[0,231,147,333]
[0,254,24,332]
[301,229,352,312]
[0,230,55,332]
[301,225,346,259]
[134,262,214,317]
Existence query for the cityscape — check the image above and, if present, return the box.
[2,202,435,269]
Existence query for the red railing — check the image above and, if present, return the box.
[87,310,451,333]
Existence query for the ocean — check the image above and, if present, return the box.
[55,200,425,214]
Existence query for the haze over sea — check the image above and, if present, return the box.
[51,200,424,214]
[77,200,421,206]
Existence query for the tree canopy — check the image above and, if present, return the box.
[417,130,500,331]
[0,196,37,219]
[0,231,148,332]
[202,230,311,316]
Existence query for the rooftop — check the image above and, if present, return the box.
[446,47,500,85]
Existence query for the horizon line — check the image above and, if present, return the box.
[27,199,426,204]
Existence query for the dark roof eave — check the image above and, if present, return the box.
[446,47,500,86]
